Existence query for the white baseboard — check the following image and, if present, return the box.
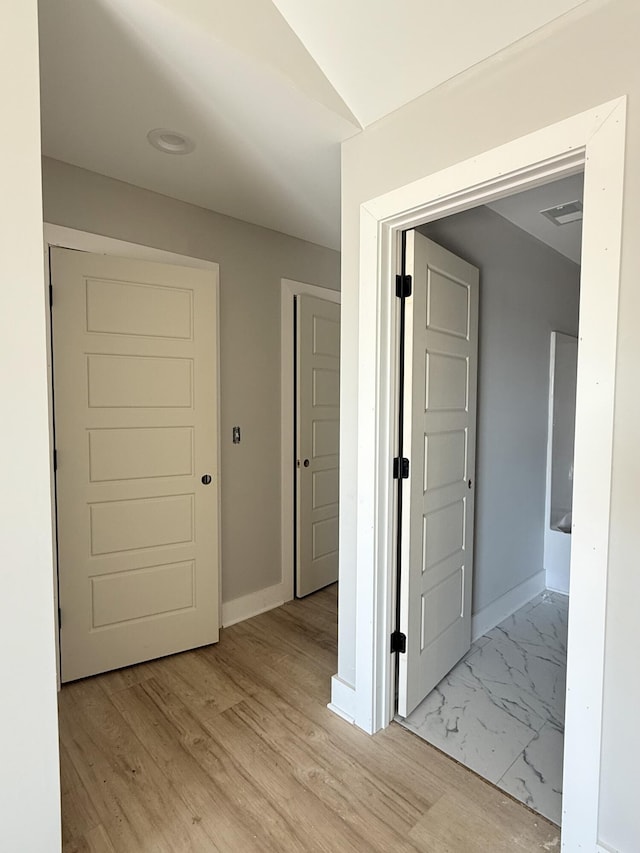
[471,570,546,641]
[221,579,291,628]
[546,584,570,598]
[329,675,357,725]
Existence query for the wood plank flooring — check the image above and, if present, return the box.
[58,585,561,852]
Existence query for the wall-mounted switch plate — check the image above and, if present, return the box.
[233,426,241,444]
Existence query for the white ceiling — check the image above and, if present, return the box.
[270,0,589,127]
[39,0,589,249]
[38,0,360,249]
[488,173,584,264]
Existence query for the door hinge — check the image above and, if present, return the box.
[58,606,62,630]
[53,448,58,472]
[393,457,410,479]
[49,282,53,309]
[395,273,412,299]
[390,630,406,654]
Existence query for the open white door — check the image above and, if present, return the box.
[397,231,479,717]
[296,294,340,597]
[52,248,220,682]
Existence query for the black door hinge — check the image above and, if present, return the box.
[393,457,410,479]
[396,273,412,299]
[58,606,62,630]
[390,630,406,654]
[49,282,53,309]
[53,449,58,472]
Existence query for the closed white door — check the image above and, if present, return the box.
[52,248,220,682]
[397,231,479,717]
[296,295,340,597]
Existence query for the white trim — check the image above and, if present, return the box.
[221,579,290,628]
[340,97,626,853]
[280,278,340,604]
[44,225,221,271]
[326,703,355,725]
[562,99,625,850]
[546,584,571,598]
[328,676,357,725]
[43,224,222,685]
[471,572,546,642]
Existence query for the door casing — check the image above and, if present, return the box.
[334,97,626,852]
[44,224,222,689]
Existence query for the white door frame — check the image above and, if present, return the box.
[348,97,626,852]
[43,224,222,686]
[280,279,340,601]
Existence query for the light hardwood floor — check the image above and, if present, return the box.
[59,586,561,852]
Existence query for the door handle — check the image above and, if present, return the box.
[303,459,310,468]
[201,474,212,485]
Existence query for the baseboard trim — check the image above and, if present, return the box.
[221,580,291,628]
[546,585,570,597]
[471,570,546,641]
[329,675,357,725]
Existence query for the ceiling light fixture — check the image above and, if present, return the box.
[540,200,583,226]
[147,128,195,155]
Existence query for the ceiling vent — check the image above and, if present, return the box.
[539,200,583,226]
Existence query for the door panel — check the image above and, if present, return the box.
[87,427,194,482]
[86,354,193,408]
[398,232,479,717]
[52,248,220,682]
[296,295,340,597]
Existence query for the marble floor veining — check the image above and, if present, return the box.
[399,590,569,825]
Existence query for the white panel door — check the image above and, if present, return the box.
[52,248,220,682]
[397,231,479,717]
[297,295,340,597]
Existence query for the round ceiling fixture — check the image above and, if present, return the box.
[147,128,195,155]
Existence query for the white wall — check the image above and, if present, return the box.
[0,3,61,851]
[41,158,340,608]
[419,207,580,616]
[337,1,640,848]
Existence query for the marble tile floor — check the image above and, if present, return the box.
[399,590,569,825]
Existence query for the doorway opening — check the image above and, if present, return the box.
[394,173,582,825]
[340,98,625,850]
[280,279,341,602]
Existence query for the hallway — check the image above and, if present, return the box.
[59,586,559,851]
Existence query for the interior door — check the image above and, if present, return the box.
[52,248,220,682]
[397,231,479,717]
[296,294,340,597]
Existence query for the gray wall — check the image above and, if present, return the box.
[41,157,340,604]
[419,207,580,615]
